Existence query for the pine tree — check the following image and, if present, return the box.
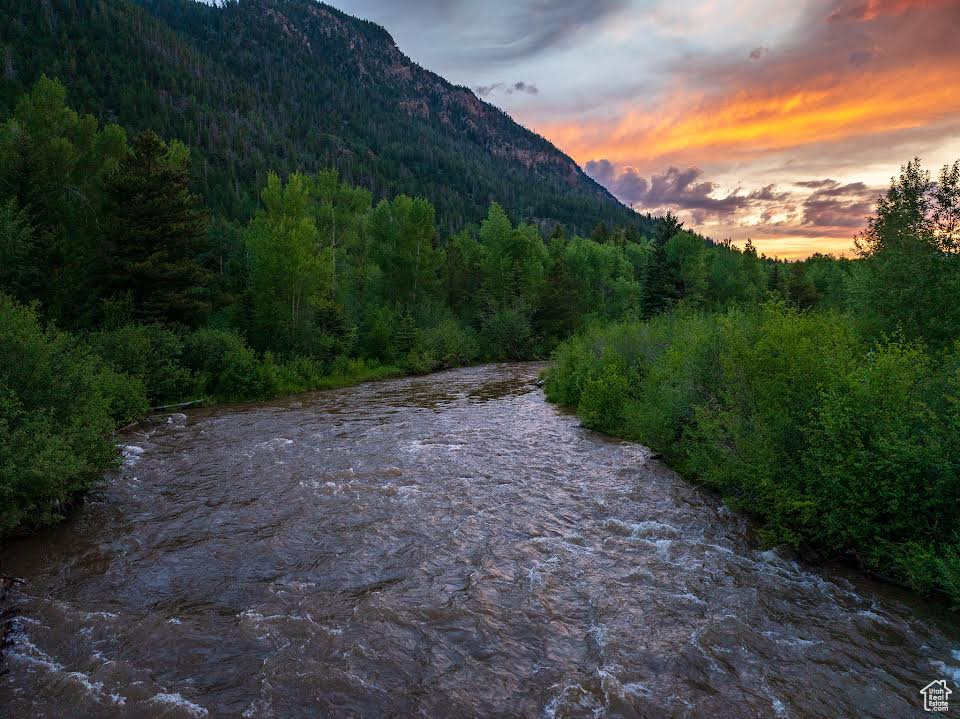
[642,212,684,317]
[590,221,609,244]
[101,131,212,327]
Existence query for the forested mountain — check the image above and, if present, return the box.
[0,0,652,234]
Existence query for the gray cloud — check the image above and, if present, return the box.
[333,0,630,64]
[475,80,539,96]
[475,0,629,61]
[586,161,790,221]
[684,0,960,96]
[587,161,885,234]
[798,179,881,228]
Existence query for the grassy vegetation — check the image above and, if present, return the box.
[545,304,960,603]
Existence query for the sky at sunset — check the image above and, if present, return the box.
[332,0,960,257]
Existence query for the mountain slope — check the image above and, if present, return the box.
[0,0,652,234]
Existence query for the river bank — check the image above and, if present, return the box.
[2,363,958,717]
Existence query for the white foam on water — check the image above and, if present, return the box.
[120,445,145,466]
[588,622,609,650]
[603,518,682,541]
[256,437,294,450]
[761,631,820,648]
[9,633,63,674]
[402,440,425,454]
[771,696,788,717]
[543,682,604,719]
[622,680,654,699]
[931,659,960,683]
[598,667,625,702]
[856,609,888,624]
[528,565,544,591]
[672,591,707,606]
[149,692,209,717]
[62,672,105,699]
[395,485,419,500]
[9,633,126,706]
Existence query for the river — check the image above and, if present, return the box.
[2,363,958,718]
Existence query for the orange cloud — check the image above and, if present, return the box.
[830,0,953,22]
[737,235,853,259]
[538,61,960,170]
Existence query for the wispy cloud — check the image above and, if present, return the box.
[475,81,540,96]
[327,0,960,256]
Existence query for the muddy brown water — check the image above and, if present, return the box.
[2,363,959,718]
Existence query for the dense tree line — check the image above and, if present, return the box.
[0,0,655,235]
[0,78,840,533]
[546,158,960,604]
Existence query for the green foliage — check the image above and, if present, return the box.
[182,328,266,401]
[481,306,537,361]
[0,294,117,532]
[0,0,656,236]
[479,202,549,310]
[849,158,960,346]
[368,195,440,308]
[577,352,629,433]
[0,198,36,299]
[245,172,337,356]
[95,366,149,427]
[85,323,198,406]
[420,317,480,369]
[802,340,960,558]
[0,75,127,325]
[662,231,708,304]
[546,303,960,603]
[101,130,212,327]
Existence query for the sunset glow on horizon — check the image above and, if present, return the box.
[334,0,960,258]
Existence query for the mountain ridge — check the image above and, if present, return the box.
[0,0,654,235]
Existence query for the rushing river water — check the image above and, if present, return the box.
[2,363,959,718]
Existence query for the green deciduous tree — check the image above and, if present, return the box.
[0,75,126,325]
[850,158,960,345]
[245,172,337,356]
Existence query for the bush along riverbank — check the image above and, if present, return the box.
[0,78,789,538]
[544,303,960,605]
[0,293,407,535]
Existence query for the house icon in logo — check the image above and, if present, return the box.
[921,679,952,712]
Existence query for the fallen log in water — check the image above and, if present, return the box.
[150,399,205,411]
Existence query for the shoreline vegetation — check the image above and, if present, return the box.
[543,305,960,605]
[3,77,960,608]
[542,154,960,604]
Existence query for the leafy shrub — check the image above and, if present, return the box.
[95,365,149,426]
[481,307,537,361]
[545,302,960,603]
[404,348,438,375]
[0,294,117,532]
[421,318,480,368]
[86,323,198,405]
[577,351,629,432]
[268,354,326,396]
[802,340,960,564]
[183,328,265,400]
[544,334,595,407]
[680,305,860,539]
